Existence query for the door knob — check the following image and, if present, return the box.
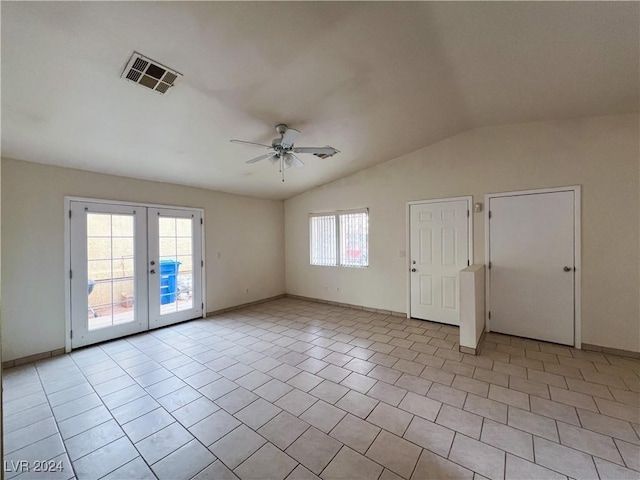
[563,266,572,272]
[411,268,417,272]
[150,269,156,274]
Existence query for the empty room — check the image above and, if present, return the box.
[1,2,639,480]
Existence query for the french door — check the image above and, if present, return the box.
[148,207,203,329]
[69,200,203,349]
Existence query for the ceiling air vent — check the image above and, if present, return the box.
[121,52,182,95]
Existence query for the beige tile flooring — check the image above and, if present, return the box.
[3,297,639,480]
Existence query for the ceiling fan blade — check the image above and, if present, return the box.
[280,128,300,148]
[292,146,339,158]
[231,139,272,148]
[245,153,272,164]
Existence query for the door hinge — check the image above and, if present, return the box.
[467,260,470,266]
[467,210,470,218]
[69,269,73,279]
[69,209,72,218]
[201,303,204,310]
[488,262,492,269]
[488,211,492,219]
[201,260,204,267]
[488,311,491,320]
[200,218,203,225]
[70,330,73,339]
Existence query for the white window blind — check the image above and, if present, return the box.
[310,215,337,266]
[310,209,368,267]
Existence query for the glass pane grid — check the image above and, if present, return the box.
[159,216,194,315]
[87,213,135,330]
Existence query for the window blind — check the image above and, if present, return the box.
[310,209,368,267]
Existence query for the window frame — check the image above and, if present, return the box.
[309,208,369,268]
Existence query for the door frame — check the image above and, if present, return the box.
[405,196,473,320]
[484,186,581,348]
[64,196,206,353]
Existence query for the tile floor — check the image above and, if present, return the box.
[3,297,639,480]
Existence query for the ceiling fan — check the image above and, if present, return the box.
[231,124,339,181]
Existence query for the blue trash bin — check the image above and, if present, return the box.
[160,260,181,304]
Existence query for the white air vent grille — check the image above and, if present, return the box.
[125,69,142,82]
[121,52,182,95]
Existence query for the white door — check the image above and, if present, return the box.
[70,201,204,348]
[410,200,469,325]
[488,191,575,345]
[70,202,149,348]
[148,208,203,329]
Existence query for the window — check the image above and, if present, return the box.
[310,209,368,267]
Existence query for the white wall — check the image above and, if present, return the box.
[285,114,640,353]
[459,264,485,352]
[1,158,285,361]
[0,157,3,459]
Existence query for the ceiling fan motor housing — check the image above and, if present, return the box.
[231,123,337,176]
[272,124,290,151]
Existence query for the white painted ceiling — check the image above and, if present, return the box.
[2,2,638,199]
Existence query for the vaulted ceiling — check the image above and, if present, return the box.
[2,2,638,199]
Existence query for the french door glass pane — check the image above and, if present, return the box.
[159,216,194,315]
[87,213,135,330]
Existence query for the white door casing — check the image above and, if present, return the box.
[408,198,471,325]
[487,188,579,346]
